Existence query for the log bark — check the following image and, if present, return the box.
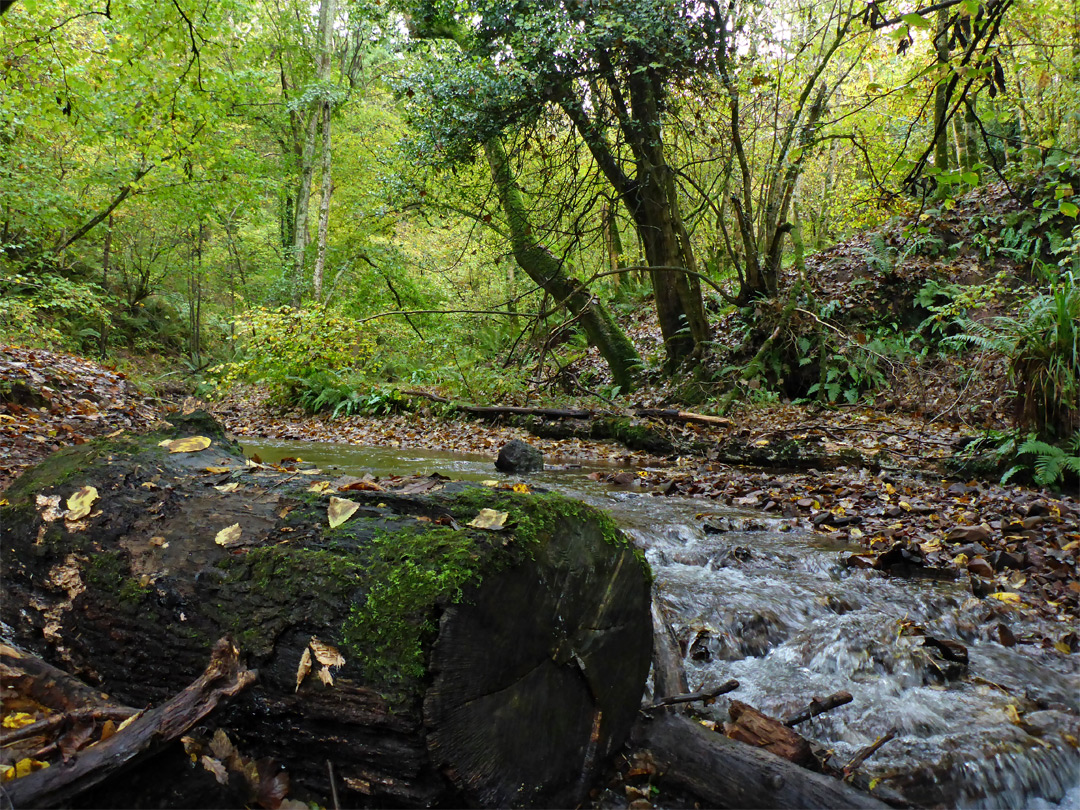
[634,712,892,810]
[0,413,652,808]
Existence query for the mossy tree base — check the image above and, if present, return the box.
[0,413,652,808]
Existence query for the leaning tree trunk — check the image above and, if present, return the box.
[0,413,652,808]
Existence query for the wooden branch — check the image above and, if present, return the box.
[635,712,891,809]
[645,679,739,711]
[0,642,123,713]
[784,691,853,727]
[4,638,256,809]
[399,391,732,429]
[650,596,688,700]
[843,729,897,778]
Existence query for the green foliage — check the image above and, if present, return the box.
[949,271,1079,438]
[0,271,113,351]
[209,306,380,409]
[1006,432,1080,488]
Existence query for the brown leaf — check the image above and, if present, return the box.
[295,647,312,692]
[309,637,345,668]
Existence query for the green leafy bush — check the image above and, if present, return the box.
[210,306,380,409]
[1003,432,1080,488]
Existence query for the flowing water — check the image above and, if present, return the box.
[242,438,1080,809]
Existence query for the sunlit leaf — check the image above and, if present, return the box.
[309,636,345,668]
[214,523,243,547]
[1,712,36,730]
[1,758,50,782]
[295,647,312,691]
[327,497,360,528]
[468,508,509,530]
[214,482,239,493]
[160,436,212,453]
[66,485,98,521]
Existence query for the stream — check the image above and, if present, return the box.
[241,437,1080,810]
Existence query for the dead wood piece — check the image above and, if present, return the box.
[635,712,891,809]
[634,408,733,427]
[844,729,897,777]
[646,679,739,710]
[3,638,255,809]
[650,596,688,700]
[725,700,816,768]
[784,690,853,727]
[0,643,121,713]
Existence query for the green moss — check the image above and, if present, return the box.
[341,526,484,687]
[84,551,149,608]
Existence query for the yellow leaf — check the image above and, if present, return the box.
[884,483,896,495]
[899,501,912,512]
[307,481,332,494]
[1004,704,1022,725]
[161,436,213,453]
[214,482,239,493]
[327,497,360,529]
[66,486,98,521]
[1054,641,1072,654]
[467,508,509,531]
[214,524,243,547]
[850,527,864,539]
[203,466,232,474]
[309,636,345,668]
[480,480,500,487]
[2,712,37,729]
[295,647,312,691]
[988,592,1022,605]
[754,439,770,446]
[2,758,49,782]
[1061,540,1079,551]
[117,710,143,732]
[512,483,531,493]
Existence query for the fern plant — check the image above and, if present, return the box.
[949,271,1079,439]
[1002,432,1080,488]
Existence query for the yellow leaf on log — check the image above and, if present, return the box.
[161,436,213,453]
[66,486,98,521]
[327,497,360,529]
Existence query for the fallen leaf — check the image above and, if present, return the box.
[160,436,212,453]
[988,592,1022,605]
[328,497,360,529]
[215,524,243,547]
[214,482,239,493]
[203,466,232,474]
[512,483,531,493]
[309,637,345,668]
[66,486,98,521]
[2,758,50,782]
[317,666,334,687]
[307,481,332,493]
[295,647,312,691]
[468,508,509,530]
[1,712,36,729]
[201,755,229,785]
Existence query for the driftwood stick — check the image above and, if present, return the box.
[4,638,256,809]
[646,679,740,710]
[843,729,897,777]
[784,690,853,727]
[650,596,688,700]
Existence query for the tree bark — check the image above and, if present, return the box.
[0,413,652,808]
[484,137,642,392]
[313,99,334,302]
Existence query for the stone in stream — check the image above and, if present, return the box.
[0,412,652,808]
[494,438,544,473]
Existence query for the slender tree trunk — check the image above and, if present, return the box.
[291,0,335,307]
[485,138,641,392]
[98,214,113,359]
[816,138,839,248]
[313,100,334,302]
[603,201,625,285]
[934,9,951,189]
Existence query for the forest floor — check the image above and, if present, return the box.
[1,338,1077,645]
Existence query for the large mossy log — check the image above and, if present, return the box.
[0,413,653,808]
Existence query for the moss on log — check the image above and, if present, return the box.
[0,413,652,808]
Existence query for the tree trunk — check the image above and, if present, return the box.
[485,138,642,392]
[313,100,334,302]
[934,9,951,190]
[0,413,652,809]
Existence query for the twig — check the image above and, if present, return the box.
[843,728,897,778]
[645,680,740,711]
[783,690,852,727]
[327,759,340,810]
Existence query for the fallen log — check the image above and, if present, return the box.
[634,712,891,810]
[725,700,817,769]
[3,638,254,809]
[0,412,652,808]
